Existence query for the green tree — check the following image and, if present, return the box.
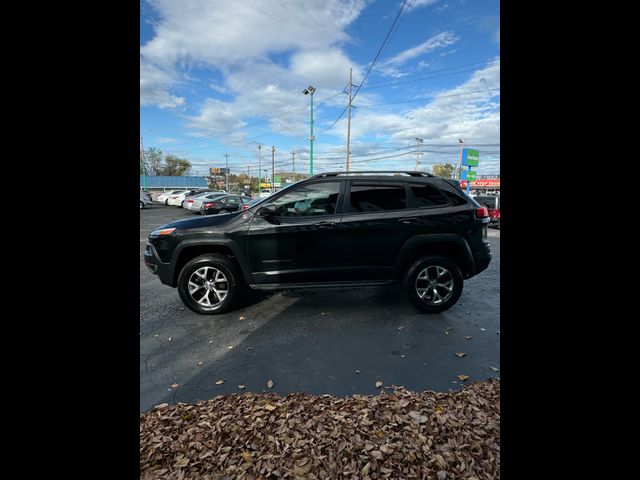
[161,155,192,176]
[432,163,456,178]
[144,147,164,175]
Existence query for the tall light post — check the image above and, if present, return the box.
[303,86,316,176]
[458,138,465,179]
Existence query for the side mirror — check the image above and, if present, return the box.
[257,203,277,216]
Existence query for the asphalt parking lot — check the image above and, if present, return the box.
[140,204,500,412]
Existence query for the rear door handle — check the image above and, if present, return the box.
[398,217,419,224]
[314,221,336,229]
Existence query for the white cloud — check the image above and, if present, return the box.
[328,60,500,158]
[406,0,439,12]
[141,0,366,67]
[140,60,185,109]
[140,0,367,114]
[383,32,459,67]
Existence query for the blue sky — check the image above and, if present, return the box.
[140,0,500,177]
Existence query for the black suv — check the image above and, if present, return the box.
[144,172,491,315]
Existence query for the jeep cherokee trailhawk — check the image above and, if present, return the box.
[144,171,492,315]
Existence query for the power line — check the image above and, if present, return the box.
[322,0,415,132]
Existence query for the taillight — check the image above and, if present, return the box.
[475,207,489,218]
[242,205,249,211]
[204,203,213,207]
[187,199,193,203]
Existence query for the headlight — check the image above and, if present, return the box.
[150,227,176,237]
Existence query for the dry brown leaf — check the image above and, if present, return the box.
[241,451,253,463]
[267,380,274,389]
[171,383,179,389]
[375,381,383,388]
[398,326,406,330]
[458,375,470,381]
[455,352,466,358]
[264,404,277,411]
[239,316,246,320]
[238,384,246,389]
[215,379,225,385]
[489,366,500,372]
[465,336,473,340]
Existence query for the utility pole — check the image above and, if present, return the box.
[346,67,353,172]
[140,137,147,191]
[415,137,423,171]
[290,150,296,178]
[258,145,262,194]
[223,153,230,191]
[271,146,275,191]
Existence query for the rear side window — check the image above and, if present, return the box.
[410,184,450,208]
[349,184,407,212]
[475,196,497,209]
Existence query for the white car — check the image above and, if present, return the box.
[259,189,272,198]
[156,190,183,205]
[166,190,190,206]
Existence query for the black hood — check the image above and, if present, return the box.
[157,211,245,231]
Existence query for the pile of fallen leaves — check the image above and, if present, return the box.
[140,379,499,480]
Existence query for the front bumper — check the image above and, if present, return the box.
[143,243,176,287]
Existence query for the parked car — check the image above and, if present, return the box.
[258,189,272,198]
[144,171,491,315]
[200,194,253,215]
[241,197,262,211]
[166,190,191,207]
[473,195,500,228]
[189,193,229,214]
[140,191,152,209]
[183,191,225,211]
[157,190,183,205]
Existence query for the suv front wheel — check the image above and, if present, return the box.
[404,255,463,313]
[177,254,242,314]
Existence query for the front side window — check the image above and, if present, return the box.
[349,184,407,212]
[272,182,340,217]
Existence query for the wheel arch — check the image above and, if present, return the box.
[395,234,476,279]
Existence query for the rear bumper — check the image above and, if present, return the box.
[143,243,176,287]
[473,242,492,275]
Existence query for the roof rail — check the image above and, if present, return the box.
[310,171,434,179]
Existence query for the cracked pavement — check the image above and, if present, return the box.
[140,204,500,412]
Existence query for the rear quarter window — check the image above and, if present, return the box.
[349,184,407,212]
[409,183,450,208]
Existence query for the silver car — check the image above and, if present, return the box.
[183,192,219,211]
[190,193,228,213]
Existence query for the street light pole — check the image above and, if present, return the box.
[303,86,316,176]
[140,137,147,191]
[258,145,262,194]
[458,138,464,180]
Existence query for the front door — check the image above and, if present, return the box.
[247,180,344,284]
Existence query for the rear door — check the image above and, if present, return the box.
[335,181,457,280]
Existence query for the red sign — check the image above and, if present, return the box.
[460,179,500,188]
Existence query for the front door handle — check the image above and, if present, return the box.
[398,217,419,224]
[314,221,336,229]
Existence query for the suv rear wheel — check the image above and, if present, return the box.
[404,255,463,313]
[177,254,242,314]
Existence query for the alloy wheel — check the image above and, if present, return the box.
[187,266,229,308]
[415,265,454,305]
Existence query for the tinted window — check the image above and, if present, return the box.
[225,197,240,204]
[272,182,340,217]
[410,184,449,207]
[475,196,497,209]
[349,184,406,212]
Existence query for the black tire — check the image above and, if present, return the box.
[403,255,463,314]
[165,199,169,205]
[177,254,243,315]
